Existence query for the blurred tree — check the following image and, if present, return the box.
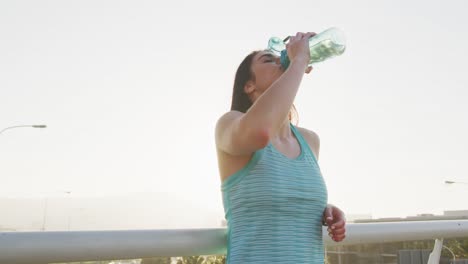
[176,256,206,264]
[204,255,226,264]
[175,255,226,264]
[445,238,468,259]
[141,257,172,264]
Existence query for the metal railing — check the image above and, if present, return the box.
[0,220,467,264]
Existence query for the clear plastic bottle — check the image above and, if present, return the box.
[267,27,346,69]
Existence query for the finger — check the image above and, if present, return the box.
[329,225,346,232]
[323,207,333,226]
[331,227,346,236]
[329,231,345,239]
[305,32,317,39]
[331,219,346,229]
[288,35,297,45]
[332,234,346,242]
[328,233,345,242]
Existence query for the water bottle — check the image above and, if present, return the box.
[267,27,346,69]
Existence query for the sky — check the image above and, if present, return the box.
[1,0,467,231]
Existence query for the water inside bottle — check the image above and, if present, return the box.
[308,39,345,64]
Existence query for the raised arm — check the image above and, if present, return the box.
[216,32,315,156]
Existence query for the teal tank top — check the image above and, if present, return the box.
[221,124,328,263]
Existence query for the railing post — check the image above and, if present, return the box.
[427,238,443,264]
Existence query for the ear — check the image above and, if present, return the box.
[244,80,256,94]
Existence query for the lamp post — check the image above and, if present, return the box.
[41,190,72,232]
[66,191,72,231]
[41,197,48,231]
[0,125,47,135]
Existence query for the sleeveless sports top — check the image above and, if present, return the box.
[221,124,328,263]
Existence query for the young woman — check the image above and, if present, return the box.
[215,32,346,263]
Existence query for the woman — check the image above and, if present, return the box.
[215,32,346,263]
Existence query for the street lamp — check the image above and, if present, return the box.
[0,125,47,135]
[445,180,468,185]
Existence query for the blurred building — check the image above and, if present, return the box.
[354,210,468,223]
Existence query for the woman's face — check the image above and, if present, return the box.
[245,51,283,98]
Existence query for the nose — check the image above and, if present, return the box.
[274,56,281,66]
[275,56,285,71]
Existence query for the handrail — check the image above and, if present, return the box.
[0,220,467,264]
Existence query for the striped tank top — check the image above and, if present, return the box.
[221,124,328,263]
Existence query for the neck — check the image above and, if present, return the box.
[273,119,292,140]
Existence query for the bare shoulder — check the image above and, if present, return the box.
[215,111,243,142]
[296,126,320,143]
[296,126,320,160]
[215,111,243,129]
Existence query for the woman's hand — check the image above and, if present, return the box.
[286,32,316,66]
[322,204,346,242]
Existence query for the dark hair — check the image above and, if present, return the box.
[230,50,259,113]
[230,50,298,124]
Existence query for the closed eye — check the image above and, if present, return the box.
[258,53,277,63]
